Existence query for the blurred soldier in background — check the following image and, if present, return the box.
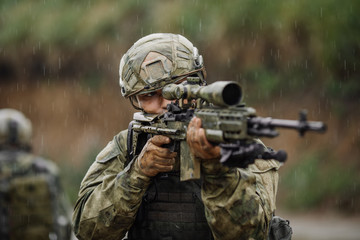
[72,33,285,240]
[0,108,72,240]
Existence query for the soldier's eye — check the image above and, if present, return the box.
[145,92,156,97]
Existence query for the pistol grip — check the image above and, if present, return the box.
[162,140,177,152]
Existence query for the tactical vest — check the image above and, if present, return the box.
[0,150,71,240]
[126,130,214,240]
[126,126,294,240]
[127,172,213,240]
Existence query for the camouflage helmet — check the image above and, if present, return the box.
[0,109,32,148]
[119,33,206,98]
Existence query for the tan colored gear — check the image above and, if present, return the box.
[119,33,205,98]
[0,109,32,147]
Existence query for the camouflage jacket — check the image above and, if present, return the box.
[72,130,280,240]
[0,149,72,240]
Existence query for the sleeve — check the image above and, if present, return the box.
[201,157,280,240]
[72,130,152,240]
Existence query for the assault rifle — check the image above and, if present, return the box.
[129,79,327,181]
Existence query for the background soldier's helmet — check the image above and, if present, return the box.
[0,109,32,148]
[119,33,206,98]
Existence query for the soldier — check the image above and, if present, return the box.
[0,109,72,240]
[72,33,282,240]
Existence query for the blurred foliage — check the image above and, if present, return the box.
[280,152,360,213]
[1,0,359,109]
[59,148,101,205]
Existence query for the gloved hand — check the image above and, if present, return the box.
[187,117,221,160]
[137,135,177,177]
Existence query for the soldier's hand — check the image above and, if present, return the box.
[137,135,177,177]
[187,117,221,160]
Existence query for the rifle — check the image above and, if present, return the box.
[129,78,327,181]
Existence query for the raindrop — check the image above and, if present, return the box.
[227,58,231,68]
[41,134,44,152]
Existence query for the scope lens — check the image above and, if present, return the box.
[222,83,242,105]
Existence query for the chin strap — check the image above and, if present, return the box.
[129,96,144,111]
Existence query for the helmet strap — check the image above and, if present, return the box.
[129,96,144,111]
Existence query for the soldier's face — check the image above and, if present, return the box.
[136,89,172,114]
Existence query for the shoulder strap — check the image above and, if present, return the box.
[126,121,151,167]
[127,121,135,163]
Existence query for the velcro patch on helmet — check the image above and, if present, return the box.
[145,60,168,83]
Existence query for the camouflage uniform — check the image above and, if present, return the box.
[0,108,72,240]
[72,130,280,240]
[0,150,72,240]
[72,33,281,239]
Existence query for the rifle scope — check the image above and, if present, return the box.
[162,81,242,107]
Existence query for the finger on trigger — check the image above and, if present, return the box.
[151,135,171,146]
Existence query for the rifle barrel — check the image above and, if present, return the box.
[270,119,326,132]
[248,117,327,135]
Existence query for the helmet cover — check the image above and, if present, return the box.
[0,109,32,147]
[119,33,205,97]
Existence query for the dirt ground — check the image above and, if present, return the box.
[277,209,360,240]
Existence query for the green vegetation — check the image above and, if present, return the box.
[1,0,359,109]
[59,148,101,205]
[280,152,360,213]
